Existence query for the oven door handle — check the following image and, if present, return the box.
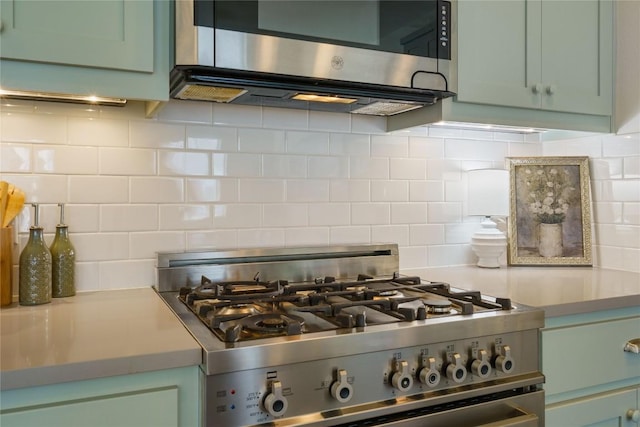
[477,413,539,427]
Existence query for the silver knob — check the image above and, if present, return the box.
[546,84,557,95]
[471,349,492,379]
[330,369,353,403]
[263,381,288,418]
[495,345,515,374]
[446,353,467,384]
[418,356,441,388]
[391,360,414,392]
[532,83,543,94]
[627,409,640,422]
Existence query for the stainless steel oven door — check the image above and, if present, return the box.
[329,389,544,427]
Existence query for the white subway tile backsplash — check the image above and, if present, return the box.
[212,153,262,177]
[329,226,370,244]
[130,231,186,259]
[157,99,213,124]
[2,100,639,290]
[307,156,348,179]
[237,229,285,248]
[159,151,210,176]
[263,107,308,130]
[330,180,370,202]
[308,203,350,226]
[371,225,410,246]
[159,205,212,230]
[186,125,238,151]
[130,120,185,148]
[329,134,370,156]
[350,157,389,179]
[309,111,350,133]
[286,180,330,202]
[263,154,307,178]
[238,128,286,153]
[391,203,428,224]
[263,204,308,227]
[284,227,330,246]
[286,131,330,155]
[186,178,238,203]
[371,181,409,202]
[351,203,390,225]
[186,229,238,250]
[213,104,262,127]
[131,177,184,203]
[239,179,285,202]
[213,204,261,229]
[101,205,158,231]
[1,112,67,144]
[1,143,31,173]
[372,135,409,158]
[100,147,156,175]
[68,117,129,147]
[409,137,444,158]
[390,158,426,180]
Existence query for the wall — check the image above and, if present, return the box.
[1,96,638,293]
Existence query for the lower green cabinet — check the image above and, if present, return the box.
[542,307,640,426]
[0,366,201,427]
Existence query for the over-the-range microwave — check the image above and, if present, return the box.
[171,0,457,116]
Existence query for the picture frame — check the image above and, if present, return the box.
[506,156,592,266]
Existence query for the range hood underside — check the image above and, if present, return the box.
[171,67,455,116]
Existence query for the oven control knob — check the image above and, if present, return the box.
[263,381,288,418]
[418,356,441,387]
[330,369,354,403]
[391,360,414,392]
[446,353,467,384]
[495,345,515,374]
[471,349,492,379]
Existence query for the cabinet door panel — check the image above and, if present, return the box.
[457,0,541,108]
[540,0,613,115]
[0,0,153,72]
[1,387,178,427]
[546,387,638,427]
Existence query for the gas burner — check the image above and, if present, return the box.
[422,297,453,314]
[240,313,305,336]
[188,276,285,302]
[216,304,259,317]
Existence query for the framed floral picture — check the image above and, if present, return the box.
[506,156,592,266]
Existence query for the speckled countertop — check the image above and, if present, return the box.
[402,266,640,318]
[0,288,202,391]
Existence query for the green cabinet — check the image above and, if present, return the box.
[542,307,640,426]
[457,0,613,116]
[387,0,614,133]
[0,366,202,427]
[0,0,169,101]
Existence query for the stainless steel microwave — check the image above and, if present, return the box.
[171,0,456,116]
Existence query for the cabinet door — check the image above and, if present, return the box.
[0,0,153,72]
[456,0,541,109]
[1,387,178,427]
[546,387,638,427]
[539,0,613,115]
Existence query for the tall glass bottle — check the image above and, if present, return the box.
[50,203,75,298]
[19,204,52,305]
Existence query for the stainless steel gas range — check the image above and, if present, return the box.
[156,244,545,426]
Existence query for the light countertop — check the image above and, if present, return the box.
[402,266,640,318]
[0,288,202,391]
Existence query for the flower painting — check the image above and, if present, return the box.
[506,157,592,266]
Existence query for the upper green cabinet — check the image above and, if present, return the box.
[457,0,613,116]
[0,0,169,101]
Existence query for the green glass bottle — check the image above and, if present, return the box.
[50,203,76,298]
[19,204,52,305]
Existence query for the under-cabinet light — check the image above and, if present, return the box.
[0,88,127,107]
[291,93,357,104]
[431,121,543,134]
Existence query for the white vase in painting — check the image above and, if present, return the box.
[538,223,563,257]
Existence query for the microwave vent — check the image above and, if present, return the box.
[351,101,424,116]
[176,84,247,103]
